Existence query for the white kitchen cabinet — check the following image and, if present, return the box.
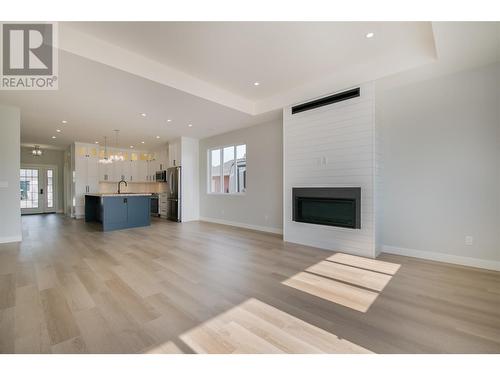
[96,147,165,183]
[98,162,111,182]
[168,139,181,167]
[109,160,121,182]
[148,156,160,182]
[159,192,168,218]
[129,160,139,182]
[121,159,131,181]
[73,142,99,218]
[98,158,140,182]
[138,159,148,182]
[157,147,168,171]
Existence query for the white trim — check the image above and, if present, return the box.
[382,245,500,272]
[206,192,246,196]
[0,235,22,244]
[207,143,247,195]
[21,163,59,214]
[199,216,283,235]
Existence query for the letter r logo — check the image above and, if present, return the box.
[2,23,53,75]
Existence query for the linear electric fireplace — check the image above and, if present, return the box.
[292,187,361,229]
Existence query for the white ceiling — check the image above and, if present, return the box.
[0,21,498,149]
[0,51,279,149]
[64,22,436,102]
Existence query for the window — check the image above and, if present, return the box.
[208,144,246,194]
[46,169,54,208]
[20,168,39,208]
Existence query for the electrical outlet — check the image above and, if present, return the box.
[465,236,474,246]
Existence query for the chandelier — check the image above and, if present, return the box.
[98,136,112,164]
[109,130,124,162]
[32,145,43,156]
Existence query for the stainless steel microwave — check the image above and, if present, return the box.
[155,170,167,182]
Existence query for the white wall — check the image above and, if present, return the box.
[283,83,380,258]
[378,63,500,269]
[21,147,65,212]
[0,105,21,243]
[181,137,200,222]
[199,120,283,233]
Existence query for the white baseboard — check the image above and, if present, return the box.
[199,216,283,235]
[182,216,200,223]
[382,245,500,272]
[0,235,22,244]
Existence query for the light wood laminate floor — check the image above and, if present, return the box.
[0,214,499,353]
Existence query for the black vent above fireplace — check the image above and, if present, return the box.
[292,187,361,229]
[291,88,360,114]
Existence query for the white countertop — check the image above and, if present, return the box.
[85,193,153,197]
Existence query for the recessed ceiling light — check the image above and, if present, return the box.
[95,141,99,144]
[188,124,193,127]
[56,129,61,133]
[140,113,147,117]
[167,119,172,122]
[253,82,260,86]
[365,32,374,39]
[155,135,160,139]
[51,136,56,139]
[61,120,68,124]
[141,141,145,144]
[130,145,134,148]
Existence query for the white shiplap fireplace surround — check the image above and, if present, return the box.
[283,83,381,258]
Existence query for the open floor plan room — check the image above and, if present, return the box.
[0,17,499,360]
[1,215,499,354]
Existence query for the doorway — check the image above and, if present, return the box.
[20,165,58,214]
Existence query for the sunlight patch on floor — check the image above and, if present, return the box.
[328,253,401,275]
[282,253,400,312]
[305,260,392,292]
[143,341,184,354]
[178,298,372,354]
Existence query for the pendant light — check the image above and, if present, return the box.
[110,130,124,162]
[99,136,112,164]
[32,145,43,156]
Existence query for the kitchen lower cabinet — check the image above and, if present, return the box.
[85,194,151,231]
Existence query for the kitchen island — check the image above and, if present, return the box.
[85,193,152,231]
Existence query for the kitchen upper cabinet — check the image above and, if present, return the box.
[99,162,111,182]
[157,147,168,171]
[129,160,138,182]
[110,160,121,182]
[138,159,148,182]
[96,147,167,183]
[168,139,181,167]
[147,152,156,182]
[121,160,131,181]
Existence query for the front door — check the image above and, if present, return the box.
[20,166,57,214]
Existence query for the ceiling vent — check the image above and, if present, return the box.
[291,87,360,114]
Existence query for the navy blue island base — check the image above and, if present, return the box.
[85,194,151,231]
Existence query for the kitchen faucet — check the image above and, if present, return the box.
[118,178,128,194]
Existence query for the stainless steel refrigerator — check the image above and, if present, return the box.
[167,166,181,222]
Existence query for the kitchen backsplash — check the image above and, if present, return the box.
[98,182,169,194]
